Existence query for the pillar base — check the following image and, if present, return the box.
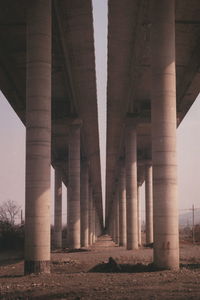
[127,246,138,250]
[24,260,51,275]
[119,242,126,247]
[152,263,179,271]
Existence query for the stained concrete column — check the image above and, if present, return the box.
[119,162,127,246]
[80,160,89,248]
[151,0,179,269]
[95,213,100,238]
[67,120,81,249]
[94,209,97,242]
[137,185,142,247]
[88,185,93,245]
[54,166,62,249]
[115,193,119,245]
[25,0,52,274]
[145,164,153,244]
[112,218,115,241]
[110,211,115,241]
[125,119,138,249]
[112,202,116,242]
[92,201,96,244]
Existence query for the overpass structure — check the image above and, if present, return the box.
[106,0,200,270]
[0,0,200,275]
[0,0,103,274]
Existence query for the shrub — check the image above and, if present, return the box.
[0,221,24,251]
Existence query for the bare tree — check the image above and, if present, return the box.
[0,199,20,225]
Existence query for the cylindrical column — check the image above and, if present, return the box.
[95,213,100,238]
[25,0,52,274]
[92,203,96,244]
[112,202,116,242]
[119,163,127,246]
[145,164,153,244]
[67,121,81,249]
[54,166,62,249]
[80,160,89,248]
[110,214,114,240]
[88,185,93,245]
[151,0,179,269]
[137,185,142,247]
[115,193,119,245]
[125,120,138,249]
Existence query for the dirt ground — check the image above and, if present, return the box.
[0,235,200,299]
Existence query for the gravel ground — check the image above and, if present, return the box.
[0,235,200,299]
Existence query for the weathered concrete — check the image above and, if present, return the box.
[95,212,101,238]
[151,0,179,269]
[112,201,116,243]
[145,164,153,244]
[110,211,115,242]
[137,185,142,247]
[24,0,52,275]
[67,120,81,249]
[80,160,89,248]
[125,120,138,250]
[92,201,96,244]
[115,192,119,245]
[54,166,62,249]
[88,185,93,245]
[119,163,127,246]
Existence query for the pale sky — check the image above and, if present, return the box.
[0,0,200,224]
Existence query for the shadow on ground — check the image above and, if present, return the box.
[89,257,200,273]
[52,248,91,254]
[0,274,23,279]
[180,263,200,270]
[89,257,158,273]
[0,257,23,267]
[0,291,84,300]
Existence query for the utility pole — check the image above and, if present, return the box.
[192,204,195,244]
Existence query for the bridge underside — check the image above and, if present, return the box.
[0,0,200,274]
[106,0,200,269]
[0,0,103,274]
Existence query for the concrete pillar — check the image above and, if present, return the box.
[88,185,93,245]
[137,185,142,247]
[25,0,52,274]
[145,164,153,244]
[119,163,127,246]
[92,201,96,244]
[95,213,100,237]
[151,0,179,269]
[94,210,97,241]
[80,160,89,248]
[115,193,119,245]
[54,166,62,249]
[110,214,114,240]
[67,120,81,249]
[112,218,114,240]
[112,202,116,242]
[125,120,138,249]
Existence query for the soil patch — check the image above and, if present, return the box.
[0,235,200,299]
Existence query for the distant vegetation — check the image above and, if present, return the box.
[0,200,24,250]
[0,199,21,225]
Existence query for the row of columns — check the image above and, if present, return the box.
[24,0,179,274]
[54,159,99,251]
[24,0,101,274]
[109,0,179,270]
[109,161,153,247]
